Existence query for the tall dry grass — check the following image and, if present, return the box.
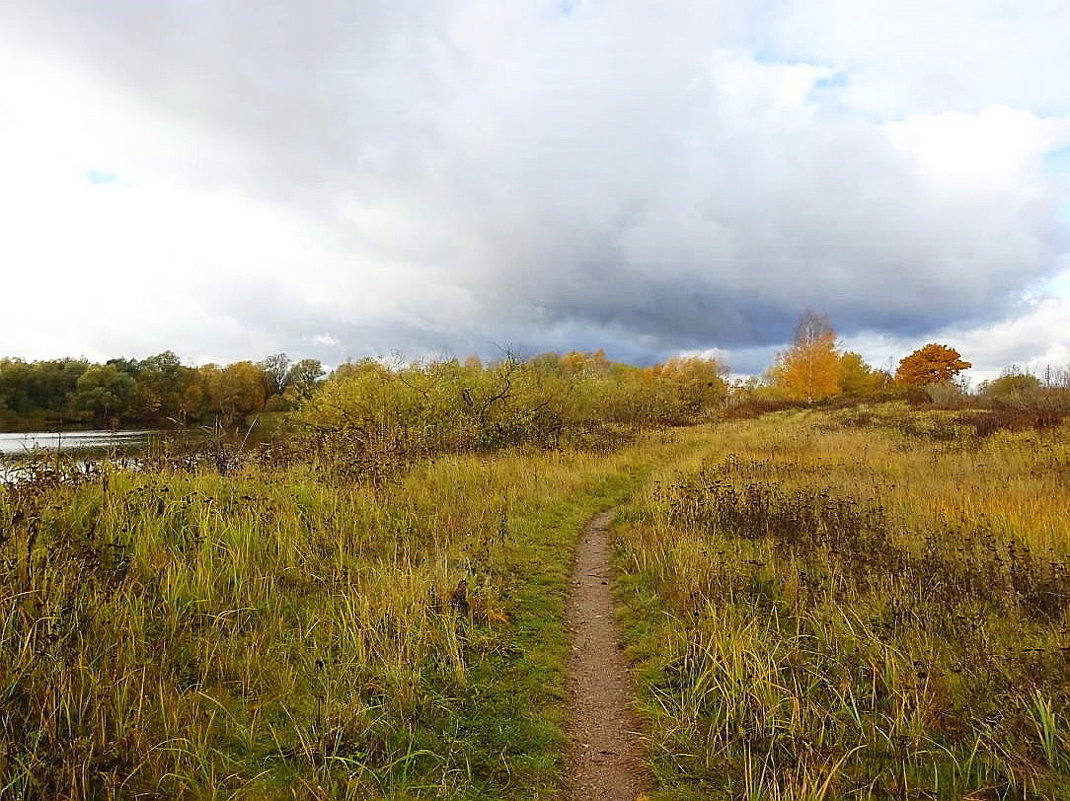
[616,406,1070,799]
[0,432,686,799]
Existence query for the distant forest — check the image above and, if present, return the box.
[0,352,324,429]
[0,349,730,432]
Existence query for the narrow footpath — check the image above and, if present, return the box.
[565,511,648,800]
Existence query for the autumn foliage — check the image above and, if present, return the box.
[0,352,327,428]
[838,351,889,397]
[299,351,729,473]
[769,310,843,402]
[895,344,972,386]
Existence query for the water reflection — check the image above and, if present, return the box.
[0,430,161,484]
[0,430,155,455]
[1,426,268,484]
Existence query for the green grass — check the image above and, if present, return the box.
[10,402,1066,799]
[614,406,1070,799]
[0,429,701,799]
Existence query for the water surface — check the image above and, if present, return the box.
[0,429,155,455]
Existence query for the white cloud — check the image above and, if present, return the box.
[0,0,1067,372]
[313,333,341,348]
[762,0,1070,118]
[886,107,1070,191]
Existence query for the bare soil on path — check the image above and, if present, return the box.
[566,511,648,800]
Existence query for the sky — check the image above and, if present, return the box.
[1,1,1069,380]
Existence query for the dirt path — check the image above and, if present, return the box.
[566,510,648,800]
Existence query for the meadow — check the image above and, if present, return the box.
[0,424,708,799]
[2,346,1069,800]
[615,406,1070,799]
[0,349,728,797]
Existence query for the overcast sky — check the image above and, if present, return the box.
[2,1,1068,379]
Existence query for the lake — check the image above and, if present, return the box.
[0,430,165,483]
[0,429,160,456]
[0,425,275,483]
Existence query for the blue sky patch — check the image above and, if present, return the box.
[815,71,848,89]
[1044,148,1070,174]
[752,49,782,64]
[86,169,119,185]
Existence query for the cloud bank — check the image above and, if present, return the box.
[1,1,1068,376]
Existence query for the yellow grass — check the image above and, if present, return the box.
[615,406,1070,799]
[0,430,698,799]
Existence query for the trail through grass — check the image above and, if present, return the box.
[0,429,701,799]
[9,401,1065,799]
[565,511,648,799]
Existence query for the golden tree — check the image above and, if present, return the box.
[895,344,972,386]
[770,310,843,402]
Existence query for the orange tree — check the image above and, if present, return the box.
[895,344,972,385]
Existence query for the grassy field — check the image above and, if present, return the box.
[615,405,1070,799]
[0,429,703,799]
[3,401,1068,799]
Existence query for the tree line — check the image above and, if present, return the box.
[0,348,732,437]
[0,352,324,429]
[300,349,731,474]
[753,308,972,402]
[3,314,1065,435]
[744,309,1069,411]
